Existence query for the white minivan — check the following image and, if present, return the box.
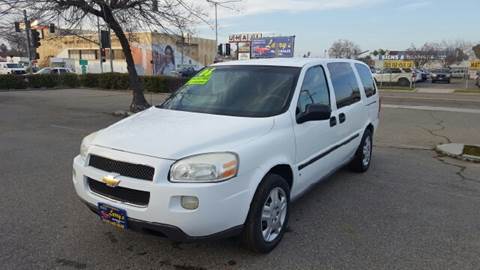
[73,58,380,253]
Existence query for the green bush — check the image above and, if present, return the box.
[79,73,101,88]
[0,75,27,90]
[0,72,187,92]
[59,73,80,88]
[26,74,58,88]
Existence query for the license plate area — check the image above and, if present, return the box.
[98,203,128,229]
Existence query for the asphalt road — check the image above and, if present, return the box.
[1,89,480,270]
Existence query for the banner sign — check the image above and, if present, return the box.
[470,60,480,70]
[383,60,414,69]
[251,36,295,58]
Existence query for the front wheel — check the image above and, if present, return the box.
[350,129,373,172]
[241,174,290,253]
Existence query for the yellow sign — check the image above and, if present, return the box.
[384,60,415,69]
[470,60,480,70]
[186,68,215,85]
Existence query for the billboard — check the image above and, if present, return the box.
[251,36,295,58]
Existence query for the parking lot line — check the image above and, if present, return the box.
[383,104,480,114]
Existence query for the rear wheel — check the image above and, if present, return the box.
[350,129,373,172]
[398,78,410,87]
[241,174,290,253]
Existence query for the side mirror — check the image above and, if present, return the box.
[297,104,331,124]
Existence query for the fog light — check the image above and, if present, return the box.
[181,196,199,210]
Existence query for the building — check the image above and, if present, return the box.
[37,31,216,75]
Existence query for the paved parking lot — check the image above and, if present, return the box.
[1,89,480,270]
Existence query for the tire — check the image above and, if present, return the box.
[398,78,410,87]
[447,79,451,84]
[241,174,290,253]
[432,80,436,83]
[349,129,373,173]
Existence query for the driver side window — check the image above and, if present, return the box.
[297,66,330,115]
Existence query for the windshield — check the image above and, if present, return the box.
[158,65,301,117]
[6,63,22,69]
[37,68,51,74]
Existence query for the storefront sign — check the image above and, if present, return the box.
[470,60,480,70]
[383,60,414,69]
[229,33,263,43]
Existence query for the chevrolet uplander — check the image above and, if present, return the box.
[73,58,380,253]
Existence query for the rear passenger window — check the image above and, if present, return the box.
[355,64,377,97]
[297,66,330,115]
[327,62,361,109]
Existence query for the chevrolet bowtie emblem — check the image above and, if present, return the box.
[102,175,121,188]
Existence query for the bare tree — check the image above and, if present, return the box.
[328,39,361,59]
[472,44,480,59]
[0,0,206,112]
[406,43,442,67]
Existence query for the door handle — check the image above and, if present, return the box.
[339,113,346,124]
[329,116,337,127]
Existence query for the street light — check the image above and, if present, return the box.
[206,0,241,46]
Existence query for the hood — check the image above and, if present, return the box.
[92,107,275,160]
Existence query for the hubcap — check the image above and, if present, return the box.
[362,135,372,167]
[261,187,287,242]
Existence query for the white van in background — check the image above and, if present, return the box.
[0,62,27,75]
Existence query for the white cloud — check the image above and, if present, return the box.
[200,0,386,19]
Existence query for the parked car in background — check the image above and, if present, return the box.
[414,69,427,81]
[430,69,451,83]
[73,58,380,253]
[450,68,467,79]
[374,68,417,86]
[0,62,27,75]
[35,67,74,75]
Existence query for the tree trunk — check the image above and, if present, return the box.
[103,8,150,112]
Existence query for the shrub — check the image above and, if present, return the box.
[0,72,187,92]
[0,75,27,90]
[59,73,80,88]
[26,74,58,88]
[79,73,101,88]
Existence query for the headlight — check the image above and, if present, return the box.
[80,132,98,159]
[169,152,239,183]
[431,73,437,77]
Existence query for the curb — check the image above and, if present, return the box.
[435,144,480,163]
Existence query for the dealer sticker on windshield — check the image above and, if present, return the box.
[186,68,215,85]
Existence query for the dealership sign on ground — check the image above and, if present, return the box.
[383,60,415,69]
[251,36,295,58]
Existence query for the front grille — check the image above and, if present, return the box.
[88,178,150,206]
[89,154,154,181]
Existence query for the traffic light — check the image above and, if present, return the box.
[100,31,110,49]
[225,43,231,56]
[217,44,223,55]
[14,22,21,32]
[100,48,106,62]
[49,23,55,33]
[31,30,41,48]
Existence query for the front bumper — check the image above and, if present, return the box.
[82,200,243,242]
[72,146,252,238]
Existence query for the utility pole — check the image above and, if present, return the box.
[97,17,103,73]
[109,26,113,72]
[206,0,241,46]
[23,10,32,73]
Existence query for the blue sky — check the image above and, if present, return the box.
[194,0,479,57]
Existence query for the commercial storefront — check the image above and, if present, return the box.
[37,31,216,75]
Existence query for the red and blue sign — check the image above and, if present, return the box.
[251,36,295,58]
